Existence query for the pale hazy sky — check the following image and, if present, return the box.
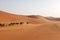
[0,0,60,17]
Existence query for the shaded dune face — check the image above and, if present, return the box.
[27,15,38,18]
[27,15,50,22]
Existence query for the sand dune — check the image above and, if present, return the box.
[0,23,60,40]
[27,15,49,21]
[0,11,60,40]
[0,11,49,24]
[45,17,60,21]
[27,15,60,23]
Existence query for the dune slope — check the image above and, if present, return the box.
[0,23,60,40]
[0,11,49,24]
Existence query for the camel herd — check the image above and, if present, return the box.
[0,22,29,27]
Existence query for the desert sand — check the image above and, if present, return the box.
[0,11,60,40]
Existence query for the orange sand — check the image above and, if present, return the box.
[0,11,60,40]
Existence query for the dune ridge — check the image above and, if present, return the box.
[0,11,50,24]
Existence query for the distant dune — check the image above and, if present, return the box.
[0,11,60,40]
[45,17,60,21]
[27,15,60,21]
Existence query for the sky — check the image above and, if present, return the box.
[0,0,60,17]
